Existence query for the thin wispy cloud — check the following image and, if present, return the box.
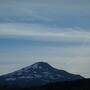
[0,0,90,28]
[0,24,90,40]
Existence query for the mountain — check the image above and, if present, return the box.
[0,62,84,87]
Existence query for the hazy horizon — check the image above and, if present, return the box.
[0,0,90,78]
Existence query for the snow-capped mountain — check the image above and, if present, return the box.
[0,62,84,87]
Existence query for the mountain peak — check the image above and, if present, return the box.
[31,62,50,67]
[34,61,49,65]
[30,62,53,70]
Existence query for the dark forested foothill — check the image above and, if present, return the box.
[0,79,90,90]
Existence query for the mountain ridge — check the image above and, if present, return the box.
[0,62,84,87]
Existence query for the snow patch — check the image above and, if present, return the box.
[6,78,16,81]
[19,76,34,79]
[34,74,42,78]
[31,63,39,69]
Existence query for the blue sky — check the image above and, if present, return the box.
[0,0,90,78]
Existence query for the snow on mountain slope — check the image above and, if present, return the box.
[0,62,84,86]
